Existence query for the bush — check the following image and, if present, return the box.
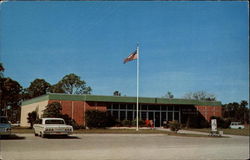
[169,121,181,133]
[121,120,131,127]
[185,116,209,128]
[61,114,81,129]
[131,119,145,127]
[210,116,231,128]
[85,110,117,129]
[27,111,39,128]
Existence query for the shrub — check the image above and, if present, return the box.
[61,114,81,129]
[105,113,117,127]
[85,110,117,129]
[210,116,231,128]
[121,120,131,127]
[169,121,181,133]
[27,111,39,128]
[131,119,145,127]
[185,116,209,128]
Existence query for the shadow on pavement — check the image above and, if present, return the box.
[45,135,80,139]
[0,134,26,140]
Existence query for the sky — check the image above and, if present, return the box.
[0,1,249,104]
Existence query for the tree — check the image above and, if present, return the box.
[27,111,39,128]
[222,100,249,124]
[0,78,22,120]
[183,91,216,101]
[113,91,121,96]
[0,63,4,78]
[49,83,65,94]
[27,79,51,98]
[42,102,80,129]
[51,73,92,95]
[42,102,62,118]
[163,91,174,99]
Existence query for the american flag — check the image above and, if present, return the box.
[123,50,137,64]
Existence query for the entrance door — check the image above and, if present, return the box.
[155,112,160,127]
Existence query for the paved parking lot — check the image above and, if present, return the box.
[0,134,249,160]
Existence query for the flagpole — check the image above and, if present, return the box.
[136,44,139,131]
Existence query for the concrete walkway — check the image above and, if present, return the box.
[156,127,212,136]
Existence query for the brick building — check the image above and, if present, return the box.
[20,93,222,127]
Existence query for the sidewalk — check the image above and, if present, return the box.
[155,127,209,135]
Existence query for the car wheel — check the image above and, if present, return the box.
[34,132,38,136]
[238,127,241,129]
[40,132,45,138]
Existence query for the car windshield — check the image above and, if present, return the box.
[0,117,8,124]
[45,120,65,124]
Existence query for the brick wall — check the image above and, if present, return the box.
[48,100,108,126]
[195,105,222,121]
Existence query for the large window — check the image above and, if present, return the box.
[107,103,180,126]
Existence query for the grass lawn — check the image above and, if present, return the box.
[11,127,34,134]
[11,127,228,138]
[187,125,249,136]
[11,127,167,134]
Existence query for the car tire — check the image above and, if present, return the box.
[40,132,45,138]
[34,132,38,136]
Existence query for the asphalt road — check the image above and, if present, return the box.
[0,134,249,160]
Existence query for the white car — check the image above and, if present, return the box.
[229,122,245,129]
[33,118,73,138]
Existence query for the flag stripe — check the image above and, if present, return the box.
[123,50,137,64]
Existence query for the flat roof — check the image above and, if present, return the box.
[21,93,222,106]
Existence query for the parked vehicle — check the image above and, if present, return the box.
[33,118,73,138]
[0,116,11,136]
[229,122,245,129]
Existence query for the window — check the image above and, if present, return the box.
[106,104,111,110]
[113,104,119,109]
[168,112,173,121]
[120,111,126,121]
[127,111,133,120]
[113,111,119,120]
[174,106,179,111]
[174,112,179,121]
[141,105,147,110]
[45,120,65,124]
[148,105,155,110]
[161,106,167,111]
[127,104,134,110]
[120,104,126,110]
[168,106,173,111]
[141,112,147,120]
